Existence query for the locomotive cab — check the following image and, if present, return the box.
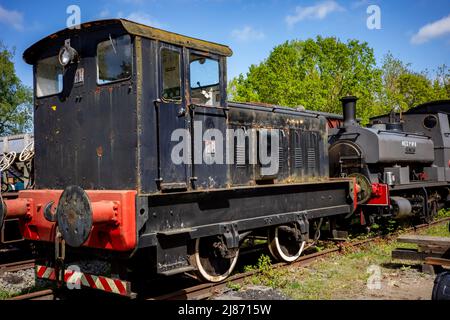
[23,19,231,194]
[2,18,234,252]
[371,100,450,183]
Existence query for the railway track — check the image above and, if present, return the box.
[7,217,450,301]
[8,289,54,300]
[0,259,35,274]
[150,217,450,300]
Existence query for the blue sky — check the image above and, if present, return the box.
[1,0,450,88]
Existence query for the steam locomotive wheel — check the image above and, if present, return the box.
[349,173,372,204]
[193,235,239,283]
[268,224,306,262]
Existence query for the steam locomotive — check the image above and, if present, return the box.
[330,98,450,225]
[0,19,447,297]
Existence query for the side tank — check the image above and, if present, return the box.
[329,97,434,166]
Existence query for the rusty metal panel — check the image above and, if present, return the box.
[156,43,189,191]
[120,19,233,57]
[226,102,329,186]
[190,105,228,190]
[137,38,159,194]
[33,28,138,190]
[137,180,352,248]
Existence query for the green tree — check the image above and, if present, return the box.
[229,36,383,124]
[435,64,450,98]
[379,52,409,113]
[372,53,449,112]
[396,73,438,109]
[0,41,33,135]
[230,39,450,122]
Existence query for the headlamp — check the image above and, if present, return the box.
[58,39,78,67]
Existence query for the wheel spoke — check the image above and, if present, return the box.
[194,236,239,283]
[268,224,305,263]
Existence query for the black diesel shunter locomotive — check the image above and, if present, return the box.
[0,19,355,295]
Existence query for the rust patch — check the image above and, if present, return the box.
[121,19,233,57]
[67,209,77,227]
[96,146,103,157]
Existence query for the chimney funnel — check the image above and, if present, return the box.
[341,96,358,128]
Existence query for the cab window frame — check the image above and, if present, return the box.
[159,44,183,104]
[35,54,64,99]
[188,50,223,107]
[96,34,134,86]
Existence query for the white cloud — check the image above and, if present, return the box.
[286,1,345,27]
[411,14,450,44]
[231,26,265,42]
[0,5,24,31]
[99,9,111,18]
[351,0,369,9]
[118,11,162,28]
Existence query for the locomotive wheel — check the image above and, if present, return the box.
[268,224,306,262]
[349,173,372,204]
[193,235,239,283]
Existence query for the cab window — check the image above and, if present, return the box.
[36,56,63,97]
[189,54,220,106]
[97,35,132,84]
[161,48,181,101]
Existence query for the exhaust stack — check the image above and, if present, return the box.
[341,96,358,128]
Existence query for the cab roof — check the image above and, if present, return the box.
[405,100,450,115]
[23,18,233,64]
[371,100,450,122]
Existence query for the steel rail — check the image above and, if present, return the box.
[149,217,450,300]
[8,289,54,300]
[0,259,35,273]
[8,217,450,301]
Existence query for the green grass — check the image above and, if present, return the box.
[244,254,290,288]
[422,222,449,237]
[0,286,42,300]
[437,209,450,219]
[0,290,12,300]
[249,221,449,300]
[227,282,242,291]
[0,280,51,300]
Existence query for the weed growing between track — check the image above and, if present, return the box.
[237,222,449,300]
